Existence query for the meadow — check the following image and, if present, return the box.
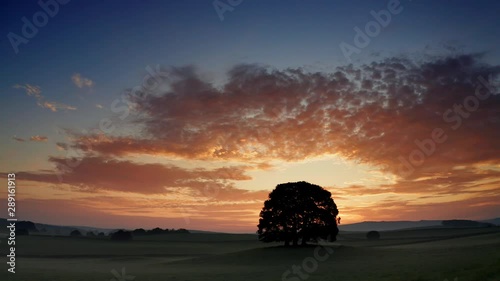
[4,227,500,281]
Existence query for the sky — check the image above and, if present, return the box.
[1,0,499,233]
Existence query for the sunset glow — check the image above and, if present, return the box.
[1,0,499,233]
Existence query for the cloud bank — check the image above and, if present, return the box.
[4,53,500,227]
[71,54,499,179]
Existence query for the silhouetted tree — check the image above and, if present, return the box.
[86,231,96,237]
[132,228,147,236]
[70,230,82,237]
[366,230,380,240]
[148,227,164,235]
[257,181,339,247]
[18,221,38,232]
[110,230,133,241]
[175,228,189,234]
[98,232,105,237]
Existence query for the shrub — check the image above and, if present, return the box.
[366,230,380,240]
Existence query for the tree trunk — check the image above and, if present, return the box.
[284,225,290,247]
[292,221,298,246]
[301,235,307,246]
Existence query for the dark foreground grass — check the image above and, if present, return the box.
[5,227,500,281]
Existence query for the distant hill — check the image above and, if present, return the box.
[0,218,197,235]
[1,217,498,235]
[1,219,39,232]
[480,218,500,226]
[339,220,442,232]
[339,218,500,232]
[187,229,227,234]
[0,218,115,235]
[442,219,494,228]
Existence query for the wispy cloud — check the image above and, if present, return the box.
[29,135,48,142]
[13,84,42,98]
[12,136,25,142]
[56,142,68,150]
[13,135,49,142]
[38,101,77,112]
[71,73,94,88]
[13,83,77,112]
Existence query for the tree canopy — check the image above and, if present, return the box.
[257,181,339,246]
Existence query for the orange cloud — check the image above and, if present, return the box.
[0,156,253,195]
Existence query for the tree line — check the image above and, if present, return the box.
[69,227,190,241]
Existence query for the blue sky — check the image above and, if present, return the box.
[1,0,499,231]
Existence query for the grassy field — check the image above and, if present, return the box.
[4,227,500,281]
